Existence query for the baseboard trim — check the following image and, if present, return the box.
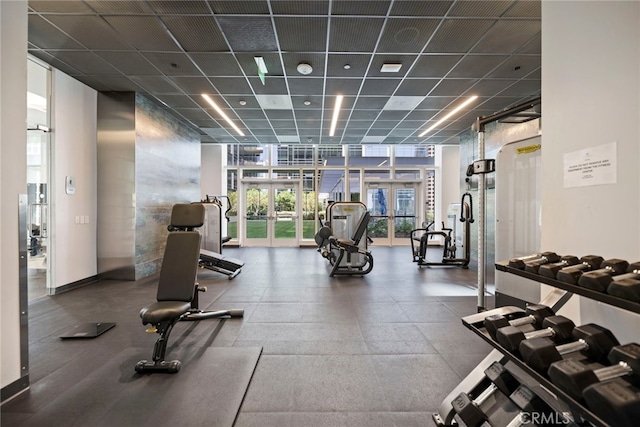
[51,275,99,295]
[1,375,29,405]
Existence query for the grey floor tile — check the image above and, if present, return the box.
[236,322,364,342]
[359,323,426,342]
[371,354,463,412]
[397,302,461,323]
[7,246,500,427]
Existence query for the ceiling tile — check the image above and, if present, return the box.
[216,17,278,52]
[275,17,328,52]
[141,52,202,76]
[209,1,270,14]
[360,78,401,96]
[425,19,496,53]
[48,51,120,75]
[161,16,229,52]
[472,20,541,54]
[190,53,244,76]
[390,1,453,17]
[103,16,181,51]
[95,52,162,75]
[208,77,253,95]
[45,16,131,50]
[377,18,440,53]
[28,15,85,49]
[329,17,385,52]
[256,95,293,110]
[169,77,218,95]
[382,96,424,111]
[394,79,439,96]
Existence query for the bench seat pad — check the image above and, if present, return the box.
[140,301,191,325]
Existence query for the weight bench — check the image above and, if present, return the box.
[136,203,243,374]
[199,249,244,279]
[328,211,374,277]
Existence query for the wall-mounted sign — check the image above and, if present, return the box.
[563,142,617,188]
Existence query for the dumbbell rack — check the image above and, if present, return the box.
[434,260,640,427]
[494,261,640,316]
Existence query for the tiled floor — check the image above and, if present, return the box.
[4,246,496,427]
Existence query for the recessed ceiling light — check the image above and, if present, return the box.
[297,63,313,75]
[343,64,351,70]
[239,100,247,106]
[380,63,402,73]
[303,100,311,106]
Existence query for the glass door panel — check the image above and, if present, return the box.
[243,182,300,247]
[366,187,390,245]
[244,186,269,245]
[365,182,421,246]
[394,186,417,242]
[273,184,298,246]
[302,170,316,240]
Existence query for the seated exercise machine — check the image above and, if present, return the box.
[196,195,244,279]
[314,201,374,277]
[136,203,243,374]
[410,193,473,268]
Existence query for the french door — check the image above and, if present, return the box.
[242,181,300,247]
[365,181,421,246]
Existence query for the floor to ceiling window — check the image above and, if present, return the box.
[225,144,437,247]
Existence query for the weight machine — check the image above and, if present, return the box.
[195,195,244,279]
[410,194,473,268]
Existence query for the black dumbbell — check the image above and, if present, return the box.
[508,252,560,270]
[524,255,579,274]
[518,323,619,374]
[548,343,640,401]
[538,256,582,279]
[483,304,555,340]
[578,260,639,292]
[484,362,520,397]
[583,380,640,427]
[608,277,640,303]
[496,315,575,354]
[508,384,561,426]
[451,362,521,427]
[555,255,606,284]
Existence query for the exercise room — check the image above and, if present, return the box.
[2,2,639,427]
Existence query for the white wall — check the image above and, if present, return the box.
[50,70,98,289]
[1,0,28,391]
[201,144,226,237]
[201,144,225,200]
[541,1,640,342]
[435,145,461,240]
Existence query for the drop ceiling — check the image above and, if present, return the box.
[27,0,541,145]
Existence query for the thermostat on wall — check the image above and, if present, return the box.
[65,176,76,195]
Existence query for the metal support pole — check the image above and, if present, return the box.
[477,130,486,312]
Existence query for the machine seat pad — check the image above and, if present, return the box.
[140,301,191,325]
[332,237,360,252]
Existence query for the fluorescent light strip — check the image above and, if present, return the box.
[419,95,478,137]
[329,95,344,137]
[201,94,245,136]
